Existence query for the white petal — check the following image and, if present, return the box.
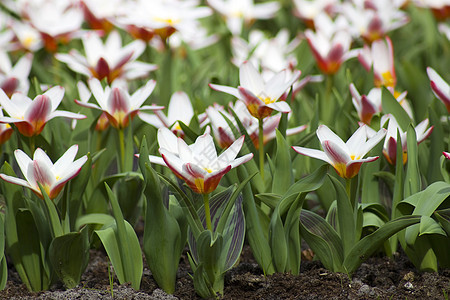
[292,146,331,164]
[167,91,194,125]
[209,83,240,99]
[43,86,65,110]
[240,61,264,95]
[316,125,347,152]
[157,127,179,154]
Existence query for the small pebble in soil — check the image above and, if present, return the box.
[404,281,414,290]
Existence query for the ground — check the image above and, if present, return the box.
[0,244,449,300]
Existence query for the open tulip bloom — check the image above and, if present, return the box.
[75,78,163,129]
[293,124,386,179]
[209,61,300,120]
[158,128,253,195]
[0,145,88,199]
[0,86,86,137]
[379,114,433,165]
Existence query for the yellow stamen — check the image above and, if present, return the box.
[381,71,395,87]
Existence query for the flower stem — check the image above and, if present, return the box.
[118,128,125,173]
[203,193,212,232]
[258,118,265,181]
[29,135,35,154]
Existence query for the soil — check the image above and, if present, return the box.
[0,244,449,300]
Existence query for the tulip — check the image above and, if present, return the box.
[427,67,450,113]
[380,114,433,165]
[0,86,86,137]
[0,145,88,199]
[210,61,300,120]
[292,124,386,179]
[75,78,163,129]
[56,31,157,83]
[158,129,253,195]
[358,37,396,88]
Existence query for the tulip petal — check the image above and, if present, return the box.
[316,125,347,151]
[209,83,240,99]
[322,140,351,165]
[44,85,64,109]
[240,61,264,94]
[292,146,331,164]
[167,91,194,125]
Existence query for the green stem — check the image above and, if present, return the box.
[258,118,265,181]
[29,135,35,154]
[118,128,125,173]
[203,193,212,232]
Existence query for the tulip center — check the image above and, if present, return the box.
[153,17,180,26]
[258,96,275,105]
[204,168,213,173]
[23,36,36,49]
[381,71,395,87]
[350,155,360,160]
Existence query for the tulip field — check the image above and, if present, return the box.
[0,0,449,299]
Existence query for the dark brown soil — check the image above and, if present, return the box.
[0,244,449,300]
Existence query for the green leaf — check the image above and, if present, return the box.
[419,216,446,236]
[427,107,444,183]
[139,138,184,294]
[101,184,143,289]
[381,87,412,131]
[404,125,421,199]
[49,228,90,288]
[343,216,420,275]
[237,165,274,274]
[75,213,115,230]
[193,231,225,298]
[300,210,344,272]
[95,220,142,289]
[434,209,450,236]
[254,193,281,210]
[329,176,356,256]
[16,209,50,291]
[401,181,450,245]
[271,130,292,195]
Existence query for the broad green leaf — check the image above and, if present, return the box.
[434,209,450,236]
[329,175,355,256]
[75,213,114,230]
[381,87,412,131]
[343,215,420,275]
[360,156,381,204]
[237,165,274,274]
[427,107,444,183]
[49,228,90,288]
[404,125,421,199]
[363,212,386,229]
[193,231,225,298]
[419,216,446,236]
[95,220,142,289]
[139,137,184,294]
[103,184,142,289]
[300,210,344,272]
[254,193,281,210]
[65,153,92,231]
[0,256,7,290]
[272,130,292,195]
[401,181,450,245]
[16,209,50,291]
